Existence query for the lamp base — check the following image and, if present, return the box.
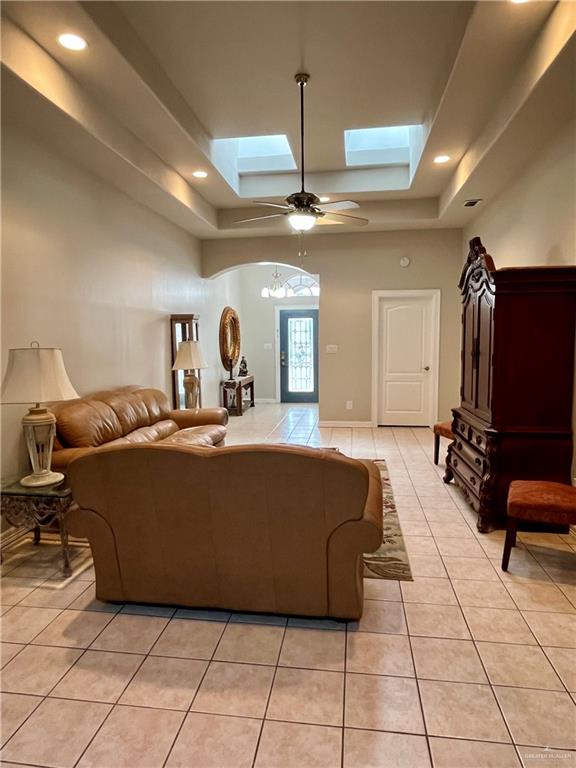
[183,373,200,409]
[20,470,64,488]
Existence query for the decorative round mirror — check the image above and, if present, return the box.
[219,306,241,378]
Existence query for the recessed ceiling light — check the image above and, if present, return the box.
[319,196,330,203]
[192,170,208,179]
[433,155,450,164]
[510,0,529,4]
[58,33,87,51]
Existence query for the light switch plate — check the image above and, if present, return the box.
[326,344,338,354]
[263,342,273,350]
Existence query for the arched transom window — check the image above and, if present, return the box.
[283,274,320,297]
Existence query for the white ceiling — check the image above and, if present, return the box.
[2,0,573,238]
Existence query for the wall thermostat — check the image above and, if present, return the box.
[400,256,411,268]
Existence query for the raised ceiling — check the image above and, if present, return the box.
[119,1,472,165]
[2,0,574,238]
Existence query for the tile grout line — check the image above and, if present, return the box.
[448,553,534,755]
[250,619,288,768]
[66,611,156,767]
[0,575,110,755]
[160,611,234,768]
[400,430,435,767]
[341,617,348,767]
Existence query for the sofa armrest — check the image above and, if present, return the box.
[326,460,383,620]
[52,446,97,471]
[355,459,384,541]
[66,504,124,602]
[168,408,229,428]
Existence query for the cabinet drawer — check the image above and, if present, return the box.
[451,450,482,494]
[454,438,485,475]
[453,416,486,452]
[454,472,481,511]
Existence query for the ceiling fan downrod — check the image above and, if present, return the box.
[233,71,368,230]
[295,73,309,194]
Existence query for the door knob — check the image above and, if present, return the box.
[280,351,287,367]
[423,366,430,371]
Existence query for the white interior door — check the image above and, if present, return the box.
[377,294,438,426]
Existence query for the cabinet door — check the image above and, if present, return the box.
[475,289,494,420]
[461,295,476,411]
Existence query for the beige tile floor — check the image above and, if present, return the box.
[1,403,575,768]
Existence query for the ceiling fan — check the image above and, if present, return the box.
[235,73,368,231]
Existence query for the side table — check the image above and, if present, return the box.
[1,480,74,576]
[221,375,255,416]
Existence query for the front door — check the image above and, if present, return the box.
[279,309,319,403]
[377,294,438,426]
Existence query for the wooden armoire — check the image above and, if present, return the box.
[444,237,576,532]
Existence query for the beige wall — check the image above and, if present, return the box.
[204,229,463,423]
[463,120,576,268]
[1,124,240,481]
[464,119,576,476]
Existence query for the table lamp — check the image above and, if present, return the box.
[172,340,207,409]
[1,342,79,487]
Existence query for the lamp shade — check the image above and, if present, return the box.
[1,346,79,404]
[172,340,207,371]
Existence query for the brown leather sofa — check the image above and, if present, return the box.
[51,386,228,470]
[67,443,383,620]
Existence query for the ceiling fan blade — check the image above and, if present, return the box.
[316,216,345,226]
[234,213,286,225]
[252,201,292,210]
[320,211,369,226]
[316,200,360,212]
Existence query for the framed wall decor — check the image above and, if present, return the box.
[219,307,241,380]
[170,314,201,409]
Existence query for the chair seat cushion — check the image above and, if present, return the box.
[433,421,454,440]
[161,425,226,448]
[508,480,576,525]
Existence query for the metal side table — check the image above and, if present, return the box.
[1,480,73,576]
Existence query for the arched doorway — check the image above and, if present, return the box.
[209,262,320,405]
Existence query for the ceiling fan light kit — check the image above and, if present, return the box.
[287,212,316,231]
[235,73,368,231]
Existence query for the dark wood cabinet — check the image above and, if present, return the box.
[445,237,576,532]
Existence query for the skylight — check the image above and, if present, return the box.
[345,125,419,167]
[236,134,296,173]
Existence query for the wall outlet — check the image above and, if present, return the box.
[326,344,338,354]
[346,400,353,410]
[263,342,272,350]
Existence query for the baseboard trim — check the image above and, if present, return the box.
[255,398,279,404]
[318,420,376,428]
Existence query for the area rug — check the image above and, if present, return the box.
[363,459,413,581]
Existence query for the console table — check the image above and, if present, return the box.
[0,480,74,576]
[221,375,255,416]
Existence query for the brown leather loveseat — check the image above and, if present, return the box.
[67,443,383,620]
[51,386,228,470]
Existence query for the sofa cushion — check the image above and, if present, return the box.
[107,420,180,445]
[54,387,173,447]
[56,400,124,447]
[100,388,172,433]
[162,425,227,447]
